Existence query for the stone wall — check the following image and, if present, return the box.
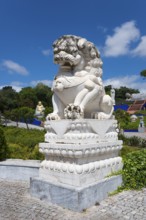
[0,159,40,181]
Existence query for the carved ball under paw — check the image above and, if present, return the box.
[46,113,61,120]
[64,104,83,119]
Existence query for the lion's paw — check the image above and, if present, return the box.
[46,113,61,120]
[94,112,109,120]
[64,104,84,119]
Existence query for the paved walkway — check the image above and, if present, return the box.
[124,132,146,139]
[0,180,145,220]
[3,121,44,130]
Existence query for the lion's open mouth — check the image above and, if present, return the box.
[54,51,80,66]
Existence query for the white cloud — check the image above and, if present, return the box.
[0,80,53,92]
[0,81,26,92]
[42,49,51,56]
[11,81,27,92]
[131,36,146,57]
[31,80,52,87]
[10,85,22,92]
[2,60,29,75]
[103,21,140,57]
[104,74,146,93]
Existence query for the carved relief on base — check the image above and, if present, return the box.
[39,157,123,187]
[44,119,119,144]
[39,141,122,160]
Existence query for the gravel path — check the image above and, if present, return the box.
[0,180,145,220]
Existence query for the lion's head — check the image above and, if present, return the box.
[53,35,103,77]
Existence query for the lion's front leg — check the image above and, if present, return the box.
[46,93,65,120]
[65,87,89,119]
[64,78,102,119]
[95,95,114,120]
[74,78,102,112]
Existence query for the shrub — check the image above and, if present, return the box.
[141,139,146,148]
[119,134,146,148]
[114,109,130,129]
[123,120,140,130]
[122,149,146,189]
[7,143,31,159]
[4,126,44,148]
[0,127,8,160]
[120,145,140,157]
[29,144,44,160]
[2,126,45,160]
[119,134,129,145]
[128,136,141,146]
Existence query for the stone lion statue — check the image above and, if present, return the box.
[47,35,114,120]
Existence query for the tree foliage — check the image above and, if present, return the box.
[0,83,53,117]
[114,109,130,128]
[104,85,139,102]
[10,109,21,127]
[140,69,146,79]
[0,83,142,126]
[19,107,34,129]
[19,87,38,108]
[0,86,19,112]
[33,83,53,107]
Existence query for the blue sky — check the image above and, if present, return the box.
[0,0,146,93]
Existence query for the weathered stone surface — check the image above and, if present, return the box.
[0,179,145,220]
[0,159,39,181]
[38,119,123,188]
[44,119,119,143]
[31,119,123,211]
[30,175,122,212]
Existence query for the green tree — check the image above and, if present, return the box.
[140,69,146,79]
[19,107,34,129]
[115,86,139,100]
[0,86,19,113]
[3,110,11,126]
[0,127,8,160]
[34,83,53,107]
[10,108,21,127]
[19,87,37,108]
[104,86,139,103]
[114,109,130,129]
[44,106,53,117]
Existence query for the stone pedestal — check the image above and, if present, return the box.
[30,119,123,211]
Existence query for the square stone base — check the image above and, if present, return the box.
[30,175,122,212]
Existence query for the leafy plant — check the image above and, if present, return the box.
[122,150,146,189]
[0,127,8,160]
[140,139,146,148]
[29,145,44,160]
[114,109,130,129]
[7,143,31,159]
[0,126,45,160]
[120,145,141,157]
[119,134,146,148]
[128,136,141,146]
[4,126,44,148]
